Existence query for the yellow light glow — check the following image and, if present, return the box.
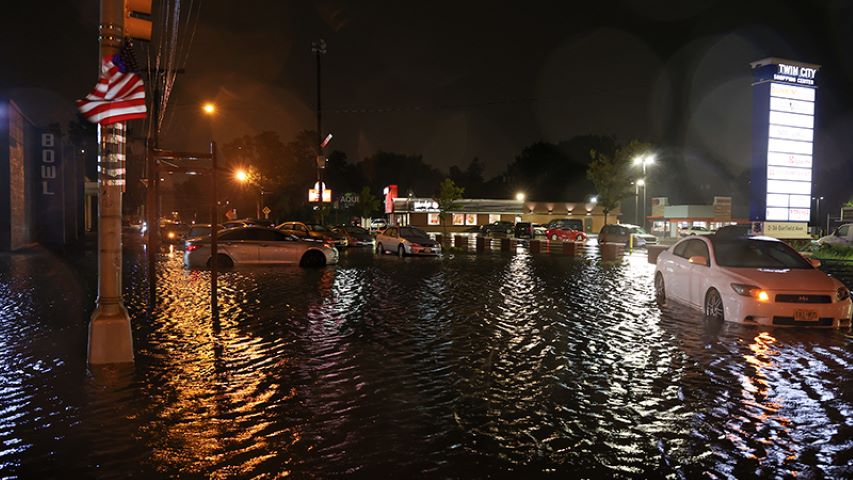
[757,290,769,302]
[234,169,249,183]
[202,102,216,115]
[515,192,525,202]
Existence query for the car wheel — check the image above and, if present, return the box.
[207,254,233,270]
[551,234,558,241]
[654,272,666,306]
[704,288,724,323]
[398,244,405,257]
[376,242,384,255]
[300,250,326,267]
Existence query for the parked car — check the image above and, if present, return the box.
[185,224,223,241]
[332,225,375,247]
[222,220,248,229]
[480,221,514,236]
[679,225,714,237]
[532,224,547,236]
[598,224,658,247]
[545,227,587,242]
[369,218,388,233]
[277,221,349,248]
[375,226,441,256]
[655,235,851,327]
[546,218,584,232]
[514,222,533,239]
[184,226,338,268]
[818,223,853,246]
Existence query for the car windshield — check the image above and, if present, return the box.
[306,224,329,232]
[346,226,369,234]
[399,227,429,238]
[712,238,811,269]
[629,227,649,235]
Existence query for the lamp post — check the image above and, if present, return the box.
[202,102,219,321]
[312,39,327,223]
[633,154,655,229]
[516,192,525,202]
[813,196,824,235]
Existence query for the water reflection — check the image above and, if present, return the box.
[0,247,850,477]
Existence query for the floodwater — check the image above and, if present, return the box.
[0,242,851,478]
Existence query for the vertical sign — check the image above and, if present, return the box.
[36,128,66,245]
[750,58,819,223]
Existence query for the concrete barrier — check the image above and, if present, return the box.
[500,238,515,252]
[600,243,625,261]
[646,244,668,264]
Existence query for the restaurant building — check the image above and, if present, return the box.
[388,197,619,234]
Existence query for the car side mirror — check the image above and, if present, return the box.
[688,255,708,266]
[808,258,821,268]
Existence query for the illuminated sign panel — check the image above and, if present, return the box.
[751,58,819,223]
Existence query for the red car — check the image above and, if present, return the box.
[545,228,586,242]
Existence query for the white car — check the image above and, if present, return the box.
[655,234,852,327]
[375,226,441,256]
[818,223,852,246]
[184,226,338,268]
[679,225,714,237]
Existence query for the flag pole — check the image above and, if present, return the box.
[88,0,133,365]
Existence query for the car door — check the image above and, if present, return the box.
[256,229,297,264]
[666,240,692,302]
[218,229,259,265]
[685,239,712,308]
[383,227,399,250]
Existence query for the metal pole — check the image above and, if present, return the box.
[210,141,219,321]
[88,0,133,365]
[313,39,326,224]
[634,183,638,225]
[146,77,161,308]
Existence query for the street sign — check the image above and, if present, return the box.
[262,206,271,219]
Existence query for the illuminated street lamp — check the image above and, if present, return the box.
[202,102,216,115]
[632,154,654,229]
[516,192,525,202]
[234,168,249,183]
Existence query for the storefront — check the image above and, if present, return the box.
[389,197,618,234]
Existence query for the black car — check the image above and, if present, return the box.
[514,222,533,239]
[480,221,514,235]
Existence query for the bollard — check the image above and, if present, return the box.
[563,241,579,257]
[476,236,489,253]
[500,238,512,252]
[530,239,541,254]
[600,242,625,261]
[646,244,669,264]
[454,235,468,250]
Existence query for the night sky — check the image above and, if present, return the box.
[2,1,851,209]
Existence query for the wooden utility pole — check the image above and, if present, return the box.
[88,0,133,364]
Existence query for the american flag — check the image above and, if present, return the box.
[77,42,147,125]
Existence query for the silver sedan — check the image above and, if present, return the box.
[184,226,338,268]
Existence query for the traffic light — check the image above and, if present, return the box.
[124,0,152,41]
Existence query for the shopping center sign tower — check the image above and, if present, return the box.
[750,57,820,237]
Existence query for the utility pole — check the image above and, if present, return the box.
[312,39,327,224]
[88,0,133,364]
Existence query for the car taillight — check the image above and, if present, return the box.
[410,242,421,247]
[186,244,200,251]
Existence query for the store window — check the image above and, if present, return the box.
[465,214,477,225]
[489,214,501,223]
[428,213,440,226]
[452,214,465,225]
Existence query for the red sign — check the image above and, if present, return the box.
[384,185,398,214]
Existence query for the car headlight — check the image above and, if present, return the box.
[731,283,770,302]
[167,232,175,239]
[837,286,851,302]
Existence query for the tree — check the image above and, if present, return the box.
[434,178,464,237]
[587,140,654,224]
[356,186,381,219]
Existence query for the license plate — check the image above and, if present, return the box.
[794,309,818,321]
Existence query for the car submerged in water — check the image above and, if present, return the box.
[375,226,441,257]
[654,233,852,328]
[184,226,338,268]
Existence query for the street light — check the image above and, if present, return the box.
[516,192,525,202]
[234,168,249,183]
[202,102,216,115]
[632,154,654,229]
[813,196,824,235]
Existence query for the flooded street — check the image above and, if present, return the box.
[1,244,851,478]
